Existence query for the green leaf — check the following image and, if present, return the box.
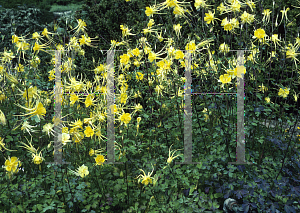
[17,205,24,211]
[214,193,222,198]
[37,204,43,211]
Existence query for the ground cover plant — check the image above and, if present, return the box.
[0,0,300,212]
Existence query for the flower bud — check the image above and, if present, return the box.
[0,109,6,125]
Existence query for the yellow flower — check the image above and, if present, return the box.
[285,43,300,69]
[253,28,266,42]
[94,154,106,166]
[12,35,19,43]
[84,126,94,138]
[1,48,15,63]
[219,42,230,54]
[15,63,24,72]
[221,18,233,31]
[234,66,246,79]
[32,41,52,55]
[230,0,241,13]
[136,72,144,81]
[119,93,128,104]
[293,91,299,102]
[134,103,143,113]
[119,112,131,125]
[68,164,89,178]
[0,109,6,125]
[0,137,17,152]
[154,84,164,97]
[279,7,290,26]
[120,53,131,66]
[135,164,155,186]
[262,9,272,25]
[18,137,45,165]
[173,23,182,38]
[69,119,83,129]
[131,48,141,57]
[145,5,166,17]
[194,0,213,10]
[4,156,20,174]
[217,2,228,14]
[85,94,94,108]
[185,40,196,54]
[245,0,256,12]
[14,102,46,120]
[256,83,268,93]
[204,9,220,25]
[278,87,290,98]
[271,34,282,51]
[42,123,55,137]
[78,35,98,48]
[240,11,255,24]
[218,74,232,85]
[120,24,136,37]
[165,144,183,166]
[62,133,72,145]
[70,93,79,105]
[69,19,87,37]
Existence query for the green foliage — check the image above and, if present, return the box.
[0,6,53,53]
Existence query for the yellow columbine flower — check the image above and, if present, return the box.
[70,93,79,105]
[262,9,272,25]
[0,109,6,125]
[69,119,83,129]
[18,137,45,165]
[256,83,268,93]
[265,97,272,103]
[135,164,155,186]
[32,40,52,55]
[119,112,131,126]
[32,32,42,41]
[194,0,214,10]
[120,24,136,37]
[94,154,106,166]
[1,48,15,63]
[221,18,233,32]
[0,137,17,152]
[42,123,55,137]
[219,42,230,54]
[68,164,89,178]
[3,156,20,174]
[218,74,232,85]
[230,0,241,13]
[78,35,98,48]
[136,72,144,81]
[84,126,94,138]
[278,87,290,98]
[85,94,94,108]
[253,28,267,43]
[245,0,256,12]
[285,43,300,69]
[173,23,182,38]
[145,5,166,17]
[204,9,220,25]
[279,7,290,26]
[217,2,228,14]
[163,144,183,169]
[14,102,46,120]
[293,91,299,102]
[69,19,87,37]
[271,34,282,51]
